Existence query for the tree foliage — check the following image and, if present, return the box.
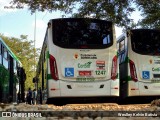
[135,0,160,28]
[10,0,160,29]
[0,34,40,90]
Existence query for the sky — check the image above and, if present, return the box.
[0,0,142,48]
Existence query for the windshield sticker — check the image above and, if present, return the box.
[78,61,92,68]
[96,60,105,70]
[142,71,150,79]
[65,68,74,77]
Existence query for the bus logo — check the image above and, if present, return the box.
[149,59,152,64]
[74,53,79,59]
[78,61,92,68]
[65,68,74,77]
[142,71,150,79]
[152,67,160,72]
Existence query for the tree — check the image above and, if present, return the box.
[10,0,160,29]
[135,0,160,28]
[0,34,40,90]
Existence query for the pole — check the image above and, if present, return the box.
[34,11,37,89]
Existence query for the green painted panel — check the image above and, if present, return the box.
[47,74,52,80]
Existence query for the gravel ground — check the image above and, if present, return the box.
[0,99,160,120]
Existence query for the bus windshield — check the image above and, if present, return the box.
[52,18,113,49]
[131,29,160,55]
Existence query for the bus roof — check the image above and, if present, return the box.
[0,37,22,66]
[49,18,112,22]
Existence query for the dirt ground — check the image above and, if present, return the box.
[0,99,160,120]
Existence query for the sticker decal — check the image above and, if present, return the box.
[96,60,105,70]
[79,71,92,76]
[80,54,97,59]
[74,54,97,59]
[65,68,74,77]
[78,61,92,68]
[154,60,160,64]
[142,71,150,79]
[152,67,160,72]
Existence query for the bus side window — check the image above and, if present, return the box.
[2,47,9,69]
[4,48,8,60]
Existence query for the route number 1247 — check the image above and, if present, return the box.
[95,70,106,75]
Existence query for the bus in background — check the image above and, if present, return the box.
[35,18,119,105]
[0,37,26,103]
[117,29,160,102]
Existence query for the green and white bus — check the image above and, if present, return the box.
[117,29,160,100]
[35,18,119,105]
[0,37,26,103]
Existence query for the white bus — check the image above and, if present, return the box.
[117,29,160,101]
[35,18,119,105]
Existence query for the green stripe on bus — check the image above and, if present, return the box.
[116,52,118,56]
[125,56,129,63]
[119,56,130,64]
[47,51,49,59]
[0,38,21,65]
[127,76,132,81]
[116,73,119,79]
[46,51,51,80]
[121,76,132,82]
[47,74,52,80]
